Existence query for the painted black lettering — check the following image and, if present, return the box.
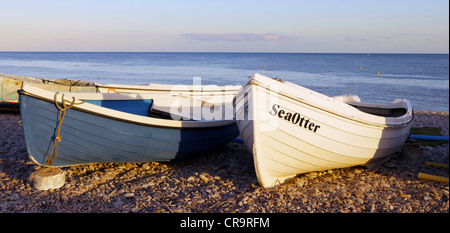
[284,112,292,121]
[269,104,321,133]
[303,119,310,128]
[314,125,320,132]
[278,109,285,118]
[270,104,279,116]
[299,117,305,127]
[292,113,300,124]
[308,122,315,130]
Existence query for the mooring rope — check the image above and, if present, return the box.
[45,92,85,165]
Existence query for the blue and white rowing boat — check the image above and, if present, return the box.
[18,84,239,167]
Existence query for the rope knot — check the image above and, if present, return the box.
[45,92,84,166]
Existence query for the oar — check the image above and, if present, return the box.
[409,134,449,141]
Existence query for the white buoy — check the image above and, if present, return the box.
[32,167,66,190]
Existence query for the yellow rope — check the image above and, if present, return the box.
[45,93,84,165]
[425,161,449,168]
[418,173,449,183]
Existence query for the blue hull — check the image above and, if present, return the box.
[19,94,239,166]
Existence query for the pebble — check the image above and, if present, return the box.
[199,174,209,183]
[0,110,448,213]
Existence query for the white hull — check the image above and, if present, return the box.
[97,83,241,120]
[97,83,240,104]
[236,73,413,188]
[97,83,241,95]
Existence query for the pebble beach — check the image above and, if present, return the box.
[0,110,448,213]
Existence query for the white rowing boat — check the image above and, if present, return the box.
[0,73,97,111]
[96,82,241,121]
[235,73,413,188]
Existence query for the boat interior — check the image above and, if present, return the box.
[330,95,408,117]
[331,94,408,117]
[85,99,154,117]
[283,81,409,118]
[84,99,184,120]
[347,101,408,117]
[83,97,229,121]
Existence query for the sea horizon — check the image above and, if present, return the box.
[1,52,448,112]
[1,51,449,55]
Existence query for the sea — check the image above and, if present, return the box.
[0,52,448,112]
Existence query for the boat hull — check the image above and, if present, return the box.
[1,73,97,111]
[19,91,239,167]
[236,74,413,188]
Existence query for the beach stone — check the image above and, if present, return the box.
[0,110,448,213]
[294,178,306,187]
[307,172,318,179]
[112,200,124,208]
[37,191,49,198]
[31,167,66,191]
[199,174,209,183]
[192,195,204,203]
[141,163,151,170]
[153,192,164,200]
[61,194,70,202]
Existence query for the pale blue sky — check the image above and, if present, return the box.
[1,0,448,53]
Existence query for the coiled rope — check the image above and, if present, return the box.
[46,93,85,165]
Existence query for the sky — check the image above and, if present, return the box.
[1,0,448,53]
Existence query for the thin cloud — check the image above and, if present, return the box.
[345,37,368,42]
[394,32,432,36]
[181,33,287,42]
[102,34,145,38]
